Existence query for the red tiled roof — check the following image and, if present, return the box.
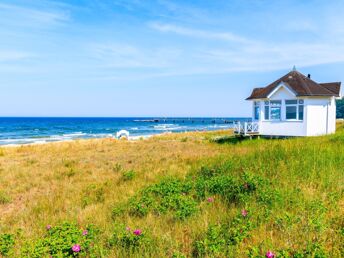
[246,70,341,100]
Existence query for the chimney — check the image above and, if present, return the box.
[307,74,311,79]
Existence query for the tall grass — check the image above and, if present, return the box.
[0,127,343,257]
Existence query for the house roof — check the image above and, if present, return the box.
[246,70,341,100]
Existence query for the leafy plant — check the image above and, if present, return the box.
[21,222,99,257]
[193,212,253,256]
[0,233,15,256]
[108,225,152,251]
[121,170,136,181]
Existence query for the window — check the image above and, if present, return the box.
[254,101,260,120]
[264,101,269,120]
[285,99,304,120]
[270,100,281,120]
[285,100,297,119]
[298,100,304,120]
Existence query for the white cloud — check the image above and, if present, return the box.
[0,3,69,28]
[149,22,251,44]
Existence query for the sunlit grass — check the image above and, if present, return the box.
[0,125,343,257]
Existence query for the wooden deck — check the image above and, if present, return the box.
[233,122,260,137]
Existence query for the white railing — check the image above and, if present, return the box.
[233,122,259,136]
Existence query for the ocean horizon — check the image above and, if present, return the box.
[0,117,250,146]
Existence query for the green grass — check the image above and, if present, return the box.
[0,126,343,257]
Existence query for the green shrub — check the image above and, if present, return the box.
[128,178,197,220]
[0,233,15,256]
[21,222,99,257]
[108,225,152,251]
[193,212,253,256]
[121,170,136,181]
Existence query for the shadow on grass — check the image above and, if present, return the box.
[210,135,246,144]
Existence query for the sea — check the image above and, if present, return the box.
[0,117,250,146]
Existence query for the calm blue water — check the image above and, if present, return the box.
[0,117,250,146]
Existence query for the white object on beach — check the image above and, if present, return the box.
[116,130,130,139]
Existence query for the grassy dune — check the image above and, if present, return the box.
[0,127,343,257]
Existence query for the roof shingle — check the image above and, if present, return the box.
[246,71,341,100]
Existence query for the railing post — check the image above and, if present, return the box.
[244,122,247,135]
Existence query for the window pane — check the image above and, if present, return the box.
[270,100,281,106]
[254,106,260,120]
[299,105,304,120]
[264,101,269,105]
[265,106,269,120]
[286,106,297,119]
[271,107,281,120]
[286,100,297,105]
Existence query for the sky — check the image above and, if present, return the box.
[0,0,344,117]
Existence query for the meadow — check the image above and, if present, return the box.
[0,126,343,257]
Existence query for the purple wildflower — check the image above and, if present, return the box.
[241,209,248,217]
[133,229,142,236]
[82,230,88,236]
[266,251,275,258]
[207,197,214,203]
[72,244,81,253]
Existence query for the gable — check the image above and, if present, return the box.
[267,83,296,100]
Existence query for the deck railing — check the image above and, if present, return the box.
[234,122,259,136]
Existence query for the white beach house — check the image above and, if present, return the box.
[236,69,341,137]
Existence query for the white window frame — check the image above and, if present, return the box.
[253,101,260,120]
[285,99,304,121]
[266,100,282,121]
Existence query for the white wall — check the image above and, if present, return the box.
[254,86,307,136]
[305,97,335,136]
[250,86,336,137]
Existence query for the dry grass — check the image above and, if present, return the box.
[0,126,343,257]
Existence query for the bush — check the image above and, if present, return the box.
[21,222,99,257]
[121,170,136,181]
[0,233,15,256]
[127,178,198,220]
[193,212,253,256]
[108,225,152,251]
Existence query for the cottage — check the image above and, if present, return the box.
[236,69,341,137]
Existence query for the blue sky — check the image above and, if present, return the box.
[0,0,343,117]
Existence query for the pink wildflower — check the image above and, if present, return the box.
[266,251,275,258]
[207,197,214,203]
[126,227,131,231]
[46,225,52,230]
[72,244,81,253]
[82,230,88,236]
[133,229,142,236]
[241,209,248,217]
